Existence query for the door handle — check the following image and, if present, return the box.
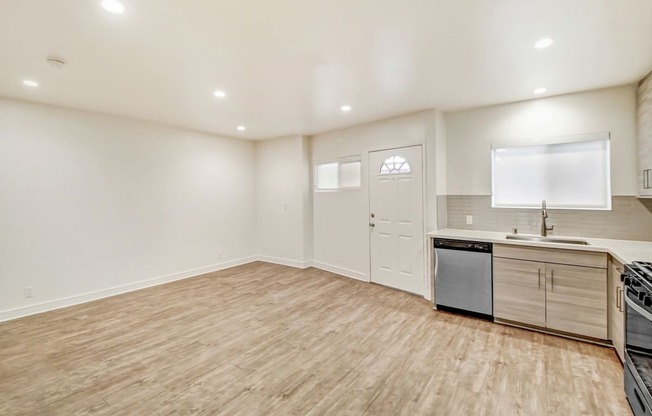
[369,222,375,227]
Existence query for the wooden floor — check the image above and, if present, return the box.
[0,262,631,415]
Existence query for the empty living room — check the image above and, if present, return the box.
[2,1,652,415]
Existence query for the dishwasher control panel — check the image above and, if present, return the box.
[434,238,492,253]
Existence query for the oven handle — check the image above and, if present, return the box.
[625,290,652,322]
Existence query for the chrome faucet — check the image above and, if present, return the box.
[540,200,554,237]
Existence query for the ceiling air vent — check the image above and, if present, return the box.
[46,56,66,69]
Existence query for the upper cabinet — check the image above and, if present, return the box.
[638,73,652,197]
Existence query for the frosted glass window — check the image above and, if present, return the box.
[379,156,411,174]
[339,161,361,188]
[492,134,611,210]
[315,163,339,190]
[314,158,361,191]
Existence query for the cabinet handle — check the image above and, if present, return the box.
[644,169,647,189]
[550,270,554,291]
[619,287,625,312]
[617,287,622,312]
[538,268,541,289]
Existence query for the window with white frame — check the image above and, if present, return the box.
[491,132,611,210]
[314,156,361,191]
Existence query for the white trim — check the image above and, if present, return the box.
[367,144,426,297]
[491,131,610,149]
[312,261,369,282]
[0,257,386,323]
[0,256,258,323]
[256,255,312,269]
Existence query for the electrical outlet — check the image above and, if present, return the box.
[24,286,34,298]
[466,215,473,225]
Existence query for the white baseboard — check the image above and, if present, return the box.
[0,256,258,323]
[311,261,369,282]
[256,255,312,269]
[0,257,380,323]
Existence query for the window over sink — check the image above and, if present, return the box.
[491,132,611,210]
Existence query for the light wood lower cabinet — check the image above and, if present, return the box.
[609,259,625,361]
[493,257,546,327]
[545,263,607,339]
[493,245,608,340]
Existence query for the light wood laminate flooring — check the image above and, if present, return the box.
[0,262,631,415]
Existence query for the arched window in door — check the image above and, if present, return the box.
[379,155,411,174]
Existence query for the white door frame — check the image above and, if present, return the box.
[367,144,427,297]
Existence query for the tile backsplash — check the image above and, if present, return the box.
[439,195,652,242]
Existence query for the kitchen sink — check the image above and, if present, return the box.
[505,235,590,245]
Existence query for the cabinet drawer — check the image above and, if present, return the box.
[494,244,607,269]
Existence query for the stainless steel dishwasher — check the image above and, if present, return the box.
[434,238,493,319]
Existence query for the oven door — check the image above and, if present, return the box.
[626,363,652,416]
[625,285,652,414]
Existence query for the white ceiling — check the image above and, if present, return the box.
[1,0,652,140]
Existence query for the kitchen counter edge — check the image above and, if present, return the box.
[427,229,652,265]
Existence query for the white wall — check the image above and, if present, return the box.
[311,110,439,284]
[435,111,447,196]
[301,136,314,263]
[0,97,257,320]
[255,135,312,267]
[445,84,638,195]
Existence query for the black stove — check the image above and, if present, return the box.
[627,262,652,289]
[624,261,652,415]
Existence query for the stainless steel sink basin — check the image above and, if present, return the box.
[505,235,590,245]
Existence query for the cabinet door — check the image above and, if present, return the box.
[638,76,652,196]
[609,260,625,361]
[546,264,607,339]
[493,257,546,327]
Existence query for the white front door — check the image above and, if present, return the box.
[369,145,424,295]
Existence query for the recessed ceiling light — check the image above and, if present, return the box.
[533,87,547,95]
[22,80,39,87]
[237,126,246,131]
[534,38,554,49]
[341,105,352,112]
[213,90,226,98]
[101,0,125,14]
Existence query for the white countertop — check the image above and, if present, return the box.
[427,229,652,265]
